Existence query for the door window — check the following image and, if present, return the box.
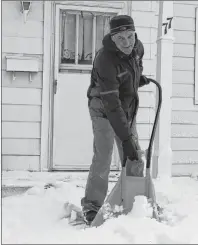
[60,10,115,69]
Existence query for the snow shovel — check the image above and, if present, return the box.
[91,79,162,228]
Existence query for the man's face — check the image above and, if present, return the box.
[111,30,136,55]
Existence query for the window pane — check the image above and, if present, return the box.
[78,12,93,65]
[61,11,76,64]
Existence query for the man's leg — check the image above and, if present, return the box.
[81,116,115,221]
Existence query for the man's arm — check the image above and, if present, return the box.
[95,52,138,161]
[95,53,131,142]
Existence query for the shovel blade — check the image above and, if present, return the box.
[91,168,157,227]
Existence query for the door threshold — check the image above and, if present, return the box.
[49,168,121,173]
[50,169,121,172]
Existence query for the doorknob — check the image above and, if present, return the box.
[54,80,57,94]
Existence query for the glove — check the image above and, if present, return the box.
[126,158,144,177]
[139,75,150,87]
[126,150,145,176]
[122,137,139,164]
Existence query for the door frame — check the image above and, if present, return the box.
[40,1,130,171]
[40,1,55,171]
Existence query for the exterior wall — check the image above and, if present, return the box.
[130,1,158,151]
[3,1,197,175]
[2,1,44,171]
[172,1,198,176]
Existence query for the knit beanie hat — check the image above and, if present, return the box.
[110,15,135,35]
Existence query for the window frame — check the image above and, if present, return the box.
[55,3,123,74]
[195,7,198,104]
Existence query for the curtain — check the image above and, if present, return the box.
[96,15,110,53]
[62,12,76,63]
[61,11,112,64]
[78,12,93,64]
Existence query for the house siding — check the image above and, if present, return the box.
[172,1,198,176]
[131,1,158,152]
[2,1,44,171]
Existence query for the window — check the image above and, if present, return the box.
[195,8,198,104]
[59,10,115,70]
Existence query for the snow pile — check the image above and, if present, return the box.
[2,172,198,244]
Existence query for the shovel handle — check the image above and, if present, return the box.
[146,79,162,169]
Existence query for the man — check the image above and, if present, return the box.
[81,15,150,224]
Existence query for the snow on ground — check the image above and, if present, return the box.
[2,171,198,244]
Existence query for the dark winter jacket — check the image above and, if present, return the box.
[87,33,149,143]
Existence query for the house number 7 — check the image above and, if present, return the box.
[162,17,173,35]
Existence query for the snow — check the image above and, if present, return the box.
[2,171,198,244]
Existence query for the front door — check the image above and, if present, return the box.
[52,2,126,170]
